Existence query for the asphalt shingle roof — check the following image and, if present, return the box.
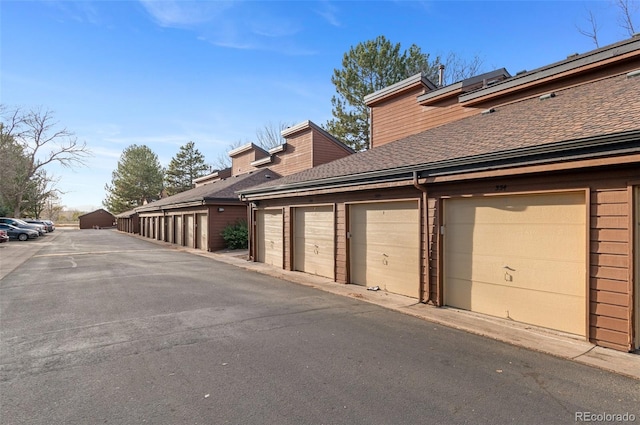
[138,168,278,210]
[245,72,640,193]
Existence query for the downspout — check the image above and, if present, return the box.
[240,194,254,262]
[413,171,430,304]
[247,200,253,261]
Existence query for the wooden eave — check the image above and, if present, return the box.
[417,86,463,106]
[281,120,355,154]
[365,80,430,107]
[241,151,639,201]
[137,198,246,214]
[228,143,269,158]
[417,69,510,106]
[251,156,273,167]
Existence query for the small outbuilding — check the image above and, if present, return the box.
[115,209,140,234]
[79,209,116,229]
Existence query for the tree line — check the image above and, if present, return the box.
[0,106,90,219]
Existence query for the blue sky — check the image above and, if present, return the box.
[1,1,634,211]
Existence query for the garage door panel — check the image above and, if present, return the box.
[449,223,585,262]
[350,201,420,298]
[445,192,586,336]
[175,216,183,245]
[465,281,585,335]
[197,213,208,251]
[449,194,585,224]
[257,210,283,267]
[294,206,334,279]
[351,253,419,282]
[446,253,585,296]
[185,215,194,248]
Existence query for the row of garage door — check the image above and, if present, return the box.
[255,192,587,337]
[141,213,209,251]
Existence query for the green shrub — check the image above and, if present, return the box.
[221,220,248,249]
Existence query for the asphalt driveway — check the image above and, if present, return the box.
[1,229,638,424]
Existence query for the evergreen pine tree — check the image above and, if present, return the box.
[164,141,209,196]
[103,144,164,214]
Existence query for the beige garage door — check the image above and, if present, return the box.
[256,210,283,267]
[197,213,208,251]
[167,216,174,243]
[185,215,195,248]
[175,216,183,246]
[294,206,334,279]
[349,201,420,298]
[444,192,586,336]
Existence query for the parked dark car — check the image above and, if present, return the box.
[24,219,55,233]
[0,229,8,243]
[0,223,39,241]
[43,219,55,232]
[0,218,46,235]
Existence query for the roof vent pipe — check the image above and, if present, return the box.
[626,69,640,79]
[438,64,445,87]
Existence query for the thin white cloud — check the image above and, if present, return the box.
[45,1,104,26]
[139,0,316,55]
[314,1,341,27]
[139,0,234,28]
[89,146,124,160]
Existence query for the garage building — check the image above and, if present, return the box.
[239,37,640,352]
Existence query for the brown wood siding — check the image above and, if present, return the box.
[336,203,347,283]
[209,205,248,251]
[419,193,427,302]
[372,93,490,148]
[116,214,139,234]
[284,206,291,271]
[371,62,638,150]
[79,210,116,229]
[370,86,430,148]
[269,132,313,177]
[590,188,631,350]
[138,206,248,251]
[312,131,352,166]
[427,198,439,304]
[232,150,260,176]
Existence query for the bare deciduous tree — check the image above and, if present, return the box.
[255,121,293,150]
[0,106,91,217]
[212,140,244,171]
[212,121,292,171]
[577,9,601,48]
[616,0,637,36]
[578,0,638,46]
[441,52,485,85]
